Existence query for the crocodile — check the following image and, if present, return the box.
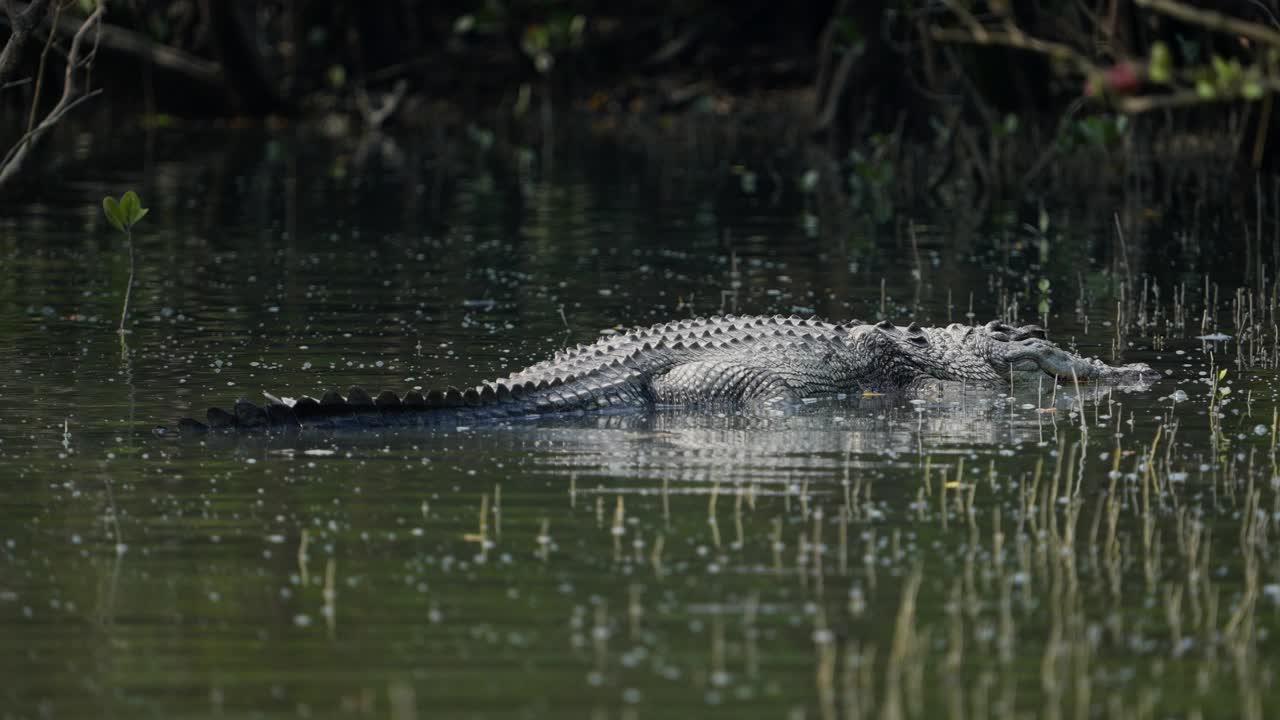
[175,315,1159,433]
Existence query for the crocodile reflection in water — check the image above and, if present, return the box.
[175,314,1159,433]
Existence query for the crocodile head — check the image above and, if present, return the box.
[963,321,1161,387]
[845,319,1161,389]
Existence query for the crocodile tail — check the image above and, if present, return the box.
[177,382,524,434]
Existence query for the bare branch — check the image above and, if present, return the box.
[0,0,52,84]
[27,0,63,133]
[355,79,408,130]
[1115,82,1280,113]
[9,0,221,86]
[1,75,32,90]
[0,2,102,187]
[1135,0,1280,48]
[0,87,100,169]
[929,27,1103,76]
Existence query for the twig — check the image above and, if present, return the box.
[814,40,861,134]
[0,2,102,187]
[0,87,100,169]
[118,226,133,336]
[940,0,990,42]
[26,0,62,134]
[929,27,1102,76]
[355,79,408,130]
[1114,83,1280,113]
[1251,91,1273,168]
[1021,97,1087,186]
[814,0,854,113]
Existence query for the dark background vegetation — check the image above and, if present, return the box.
[5,2,1279,145]
[3,0,1280,288]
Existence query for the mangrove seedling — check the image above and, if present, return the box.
[102,191,148,336]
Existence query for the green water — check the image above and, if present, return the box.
[1,128,1277,719]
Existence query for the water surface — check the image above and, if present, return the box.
[1,126,1276,719]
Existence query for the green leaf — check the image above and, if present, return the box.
[1218,368,1228,381]
[120,191,139,221]
[1211,55,1227,78]
[125,193,147,226]
[103,191,147,232]
[102,196,124,233]
[1149,42,1171,84]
